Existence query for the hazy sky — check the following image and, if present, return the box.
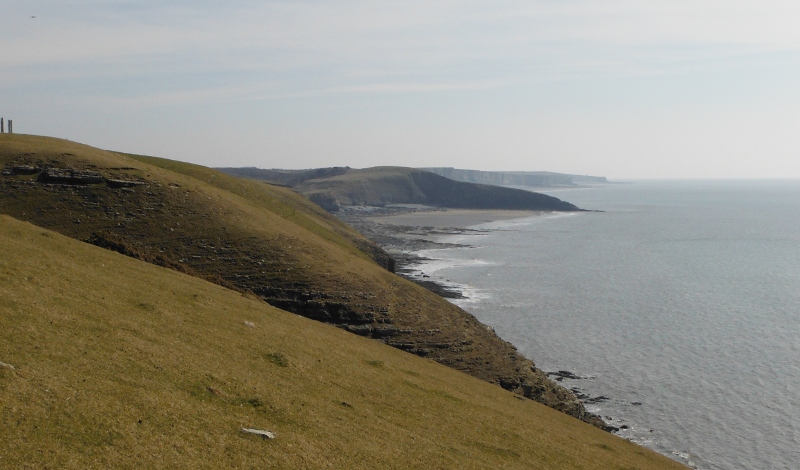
[3,1,800,179]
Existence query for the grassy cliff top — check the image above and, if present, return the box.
[0,215,685,469]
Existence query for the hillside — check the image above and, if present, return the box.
[218,166,580,212]
[0,134,594,425]
[217,166,350,187]
[296,167,580,211]
[0,215,686,469]
[423,168,609,187]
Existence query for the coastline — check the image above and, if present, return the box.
[364,207,545,228]
[339,207,546,298]
[340,205,620,431]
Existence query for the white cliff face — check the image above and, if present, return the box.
[422,168,607,187]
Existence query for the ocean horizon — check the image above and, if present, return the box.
[405,179,800,470]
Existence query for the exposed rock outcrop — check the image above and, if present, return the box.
[39,168,105,185]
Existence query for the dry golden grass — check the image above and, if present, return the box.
[0,215,686,469]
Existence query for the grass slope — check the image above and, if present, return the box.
[0,134,594,424]
[0,215,686,469]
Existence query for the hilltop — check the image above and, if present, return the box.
[0,134,592,424]
[218,166,580,212]
[0,215,686,469]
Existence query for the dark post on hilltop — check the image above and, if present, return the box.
[1,118,4,133]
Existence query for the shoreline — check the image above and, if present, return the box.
[339,205,623,431]
[338,206,547,298]
[362,207,547,228]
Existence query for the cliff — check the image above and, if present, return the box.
[0,134,597,426]
[0,213,686,469]
[423,167,608,187]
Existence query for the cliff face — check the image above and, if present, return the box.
[1,134,602,427]
[423,167,608,187]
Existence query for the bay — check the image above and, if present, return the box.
[411,180,800,470]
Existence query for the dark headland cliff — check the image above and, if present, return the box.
[217,166,582,213]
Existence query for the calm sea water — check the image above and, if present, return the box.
[410,181,800,470]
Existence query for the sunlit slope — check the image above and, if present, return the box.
[0,216,686,469]
[0,134,586,421]
[124,152,395,270]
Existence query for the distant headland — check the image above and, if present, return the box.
[216,166,587,213]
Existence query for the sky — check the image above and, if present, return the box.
[2,1,800,179]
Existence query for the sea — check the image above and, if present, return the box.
[407,180,800,470]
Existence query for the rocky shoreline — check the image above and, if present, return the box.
[337,205,494,299]
[338,205,624,431]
